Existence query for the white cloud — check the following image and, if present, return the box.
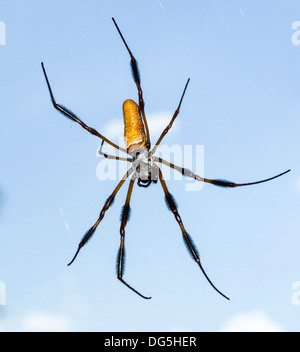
[102,119,123,140]
[147,112,177,139]
[219,310,286,332]
[22,311,72,332]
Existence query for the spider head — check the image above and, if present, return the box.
[137,178,152,188]
[136,174,158,188]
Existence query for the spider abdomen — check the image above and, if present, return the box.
[123,99,146,153]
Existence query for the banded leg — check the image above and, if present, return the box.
[99,140,133,162]
[151,78,190,155]
[154,157,291,188]
[117,174,151,299]
[41,62,127,154]
[158,167,229,300]
[112,18,150,149]
[68,168,133,265]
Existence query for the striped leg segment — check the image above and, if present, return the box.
[117,174,151,299]
[68,168,133,266]
[158,167,229,300]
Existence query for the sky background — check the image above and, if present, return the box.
[0,0,300,332]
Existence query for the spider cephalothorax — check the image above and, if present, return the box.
[131,148,158,188]
[41,17,290,300]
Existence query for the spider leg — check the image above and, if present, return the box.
[158,167,230,300]
[117,174,151,299]
[111,18,150,150]
[41,62,128,154]
[68,168,133,266]
[151,78,190,155]
[154,157,291,188]
[98,140,133,162]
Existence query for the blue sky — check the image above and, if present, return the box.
[0,0,300,332]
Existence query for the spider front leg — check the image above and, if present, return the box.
[112,18,150,149]
[158,167,230,300]
[41,62,127,154]
[99,140,133,162]
[117,174,151,299]
[151,78,190,155]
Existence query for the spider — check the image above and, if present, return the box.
[41,18,290,300]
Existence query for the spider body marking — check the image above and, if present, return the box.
[122,99,157,187]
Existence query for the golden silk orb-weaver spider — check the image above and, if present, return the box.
[41,18,290,300]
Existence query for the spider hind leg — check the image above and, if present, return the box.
[158,167,230,300]
[117,174,151,299]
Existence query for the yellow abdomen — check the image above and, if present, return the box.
[123,99,146,152]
